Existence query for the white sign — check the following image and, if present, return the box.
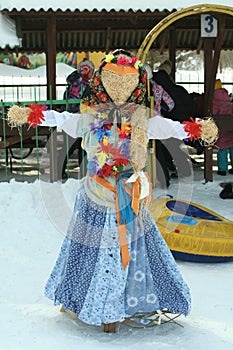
[201,14,218,37]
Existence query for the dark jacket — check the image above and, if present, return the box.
[152,70,197,122]
[62,70,89,113]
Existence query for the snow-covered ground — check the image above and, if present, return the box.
[0,62,76,101]
[1,166,233,350]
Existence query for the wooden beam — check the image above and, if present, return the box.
[159,30,167,54]
[105,27,111,53]
[46,16,56,100]
[196,38,203,53]
[203,38,214,182]
[168,27,176,81]
[203,38,214,115]
[207,15,226,113]
[46,15,58,182]
[203,15,226,183]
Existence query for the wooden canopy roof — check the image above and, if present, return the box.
[1,3,233,182]
[1,8,233,53]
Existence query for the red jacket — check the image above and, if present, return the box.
[213,88,233,149]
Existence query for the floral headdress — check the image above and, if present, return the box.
[104,52,142,69]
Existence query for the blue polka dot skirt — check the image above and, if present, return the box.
[45,184,191,326]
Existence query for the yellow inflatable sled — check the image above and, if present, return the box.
[149,197,233,262]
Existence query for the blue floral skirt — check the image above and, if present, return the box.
[45,182,191,326]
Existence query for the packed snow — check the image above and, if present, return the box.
[1,165,233,349]
[1,0,233,12]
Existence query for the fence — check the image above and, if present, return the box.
[0,67,78,182]
[1,73,233,183]
[0,96,84,183]
[1,70,233,101]
[176,69,233,95]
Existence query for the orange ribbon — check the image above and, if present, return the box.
[91,173,152,269]
[91,174,130,269]
[102,62,139,75]
[131,176,140,216]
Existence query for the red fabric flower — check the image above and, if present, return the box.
[133,88,142,98]
[93,76,101,86]
[98,164,113,177]
[91,96,97,103]
[27,104,46,128]
[105,122,112,130]
[119,133,129,140]
[118,122,131,139]
[141,72,147,83]
[117,56,129,66]
[182,117,202,140]
[96,91,108,102]
[98,142,116,154]
[114,157,129,167]
[130,57,138,65]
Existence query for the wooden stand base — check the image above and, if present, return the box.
[103,322,116,333]
[61,307,117,332]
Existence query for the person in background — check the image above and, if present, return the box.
[0,48,13,65]
[152,69,197,185]
[148,66,175,187]
[213,79,233,176]
[150,74,175,116]
[158,59,173,77]
[59,58,95,179]
[143,63,175,187]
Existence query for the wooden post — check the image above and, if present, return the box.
[203,38,214,182]
[169,26,176,82]
[46,15,56,101]
[104,323,116,333]
[203,15,225,182]
[46,15,58,182]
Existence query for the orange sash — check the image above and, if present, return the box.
[91,174,129,269]
[91,173,151,269]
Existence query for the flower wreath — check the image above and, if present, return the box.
[88,112,132,177]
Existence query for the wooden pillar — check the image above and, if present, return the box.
[105,27,111,53]
[46,15,56,101]
[203,15,225,182]
[168,27,176,81]
[46,15,58,182]
[203,38,214,182]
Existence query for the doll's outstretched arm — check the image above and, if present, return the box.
[41,110,81,138]
[147,115,219,147]
[147,115,187,140]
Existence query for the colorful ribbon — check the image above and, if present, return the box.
[91,171,151,269]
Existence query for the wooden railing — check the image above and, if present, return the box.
[0,99,80,182]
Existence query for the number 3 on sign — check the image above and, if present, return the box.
[201,14,218,37]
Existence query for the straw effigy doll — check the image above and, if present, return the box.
[43,49,193,331]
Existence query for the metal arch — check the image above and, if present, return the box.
[137,4,233,63]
